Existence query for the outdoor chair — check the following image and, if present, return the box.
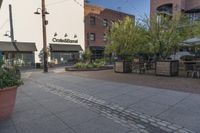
[186,64,194,78]
[194,63,200,78]
[192,65,200,78]
[186,64,200,78]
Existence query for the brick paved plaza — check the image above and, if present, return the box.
[0,69,200,133]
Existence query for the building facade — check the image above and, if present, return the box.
[151,0,200,21]
[84,4,135,59]
[0,41,37,67]
[0,0,84,65]
[0,1,135,65]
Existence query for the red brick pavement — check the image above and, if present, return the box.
[64,70,200,94]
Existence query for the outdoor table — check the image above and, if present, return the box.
[182,61,200,78]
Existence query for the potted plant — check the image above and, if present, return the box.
[106,17,149,73]
[144,15,193,76]
[0,60,23,120]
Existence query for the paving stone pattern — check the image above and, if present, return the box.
[30,79,196,133]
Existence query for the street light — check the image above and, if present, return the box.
[34,0,49,73]
[34,8,49,15]
[4,31,11,37]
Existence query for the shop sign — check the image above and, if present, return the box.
[52,38,78,43]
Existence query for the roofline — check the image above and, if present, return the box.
[85,3,135,18]
[0,41,36,44]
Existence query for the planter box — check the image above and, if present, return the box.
[114,61,132,73]
[0,86,17,120]
[156,60,179,76]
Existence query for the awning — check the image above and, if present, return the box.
[50,44,83,52]
[89,46,105,51]
[0,41,37,52]
[185,6,200,13]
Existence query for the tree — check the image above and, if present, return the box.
[194,20,200,37]
[105,16,149,60]
[143,14,193,60]
[82,48,92,63]
[38,48,50,64]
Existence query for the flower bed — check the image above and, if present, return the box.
[65,59,113,71]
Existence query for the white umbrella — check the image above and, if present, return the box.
[182,37,200,47]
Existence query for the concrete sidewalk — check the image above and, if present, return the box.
[0,71,199,133]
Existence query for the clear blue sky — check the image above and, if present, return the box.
[89,0,150,20]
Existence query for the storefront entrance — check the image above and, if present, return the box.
[0,41,37,67]
[50,43,83,65]
[89,46,105,60]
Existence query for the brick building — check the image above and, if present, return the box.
[84,4,135,59]
[151,0,200,21]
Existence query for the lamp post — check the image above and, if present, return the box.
[34,0,49,73]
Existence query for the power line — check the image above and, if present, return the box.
[0,19,9,31]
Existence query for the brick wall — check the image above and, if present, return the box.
[84,4,135,49]
[150,0,200,17]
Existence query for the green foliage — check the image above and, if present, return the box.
[74,59,106,69]
[106,16,149,60]
[74,62,91,69]
[0,60,4,67]
[92,59,106,68]
[83,48,92,62]
[144,14,193,59]
[0,60,23,89]
[194,21,200,37]
[180,55,195,61]
[38,48,50,63]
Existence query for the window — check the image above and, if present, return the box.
[90,16,96,25]
[89,33,96,41]
[103,19,108,27]
[103,34,107,41]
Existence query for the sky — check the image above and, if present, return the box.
[88,0,150,21]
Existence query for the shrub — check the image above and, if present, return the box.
[0,61,23,89]
[82,48,92,62]
[74,62,89,69]
[93,59,106,68]
[73,59,106,70]
[180,55,195,61]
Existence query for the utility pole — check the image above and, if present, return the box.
[41,0,48,73]
[9,4,19,66]
[9,4,18,52]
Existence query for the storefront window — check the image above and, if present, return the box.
[51,52,80,64]
[3,52,35,67]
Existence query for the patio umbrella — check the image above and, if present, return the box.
[181,37,200,47]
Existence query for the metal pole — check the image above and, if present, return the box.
[41,0,48,72]
[9,4,18,51]
[9,4,19,66]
